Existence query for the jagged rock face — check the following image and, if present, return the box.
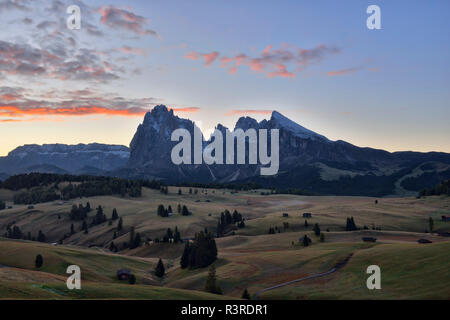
[128,105,214,181]
[0,143,129,175]
[129,105,194,167]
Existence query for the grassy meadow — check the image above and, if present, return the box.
[0,185,449,299]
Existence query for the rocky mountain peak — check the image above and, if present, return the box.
[234,116,259,131]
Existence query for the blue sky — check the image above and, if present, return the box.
[0,0,449,155]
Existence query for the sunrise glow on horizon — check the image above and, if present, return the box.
[1,0,449,156]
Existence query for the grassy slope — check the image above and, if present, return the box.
[259,241,450,299]
[1,185,449,300]
[0,239,231,300]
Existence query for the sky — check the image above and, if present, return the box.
[0,0,449,156]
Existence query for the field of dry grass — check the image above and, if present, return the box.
[0,186,449,299]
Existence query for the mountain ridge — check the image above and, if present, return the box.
[1,105,450,195]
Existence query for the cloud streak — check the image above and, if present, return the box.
[226,109,273,116]
[98,5,159,37]
[185,44,339,78]
[0,87,200,122]
[326,67,360,77]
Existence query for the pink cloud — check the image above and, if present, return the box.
[98,6,158,37]
[326,67,360,77]
[226,109,273,116]
[185,44,338,79]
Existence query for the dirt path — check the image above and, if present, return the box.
[254,254,353,299]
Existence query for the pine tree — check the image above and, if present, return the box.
[313,223,321,236]
[37,230,46,242]
[180,242,190,269]
[70,223,74,235]
[117,217,123,231]
[154,258,165,278]
[304,220,309,228]
[302,235,311,247]
[205,264,222,294]
[177,204,181,214]
[129,226,135,247]
[174,226,181,243]
[182,205,191,216]
[35,254,43,268]
[128,274,136,284]
[429,217,434,232]
[346,217,357,231]
[178,188,182,195]
[132,232,141,249]
[241,288,251,299]
[320,233,325,242]
[112,208,119,220]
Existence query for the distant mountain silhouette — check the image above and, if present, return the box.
[1,105,450,196]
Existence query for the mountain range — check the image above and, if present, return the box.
[1,105,450,196]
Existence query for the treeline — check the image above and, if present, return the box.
[13,187,60,205]
[175,181,262,191]
[0,173,163,191]
[7,173,166,205]
[60,179,142,200]
[4,225,47,242]
[419,180,450,197]
[157,204,192,217]
[0,200,5,210]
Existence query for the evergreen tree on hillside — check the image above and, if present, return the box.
[92,205,107,225]
[0,200,5,210]
[37,230,46,242]
[112,208,119,220]
[70,223,75,235]
[205,264,222,295]
[177,204,181,214]
[313,223,321,236]
[35,254,43,268]
[302,235,311,247]
[157,204,168,217]
[180,242,190,269]
[181,205,191,216]
[179,231,217,269]
[345,217,357,231]
[132,232,141,249]
[117,217,123,231]
[129,226,135,247]
[304,220,309,228]
[320,233,325,242]
[154,258,165,278]
[241,288,251,300]
[174,226,181,243]
[429,217,434,232]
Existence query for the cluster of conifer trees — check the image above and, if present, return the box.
[180,231,218,269]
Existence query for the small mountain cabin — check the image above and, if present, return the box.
[362,237,377,242]
[442,216,450,222]
[282,213,289,217]
[303,213,312,218]
[116,269,132,280]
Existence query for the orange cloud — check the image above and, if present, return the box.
[168,107,200,113]
[326,68,360,77]
[0,105,149,118]
[0,104,200,121]
[226,109,273,116]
